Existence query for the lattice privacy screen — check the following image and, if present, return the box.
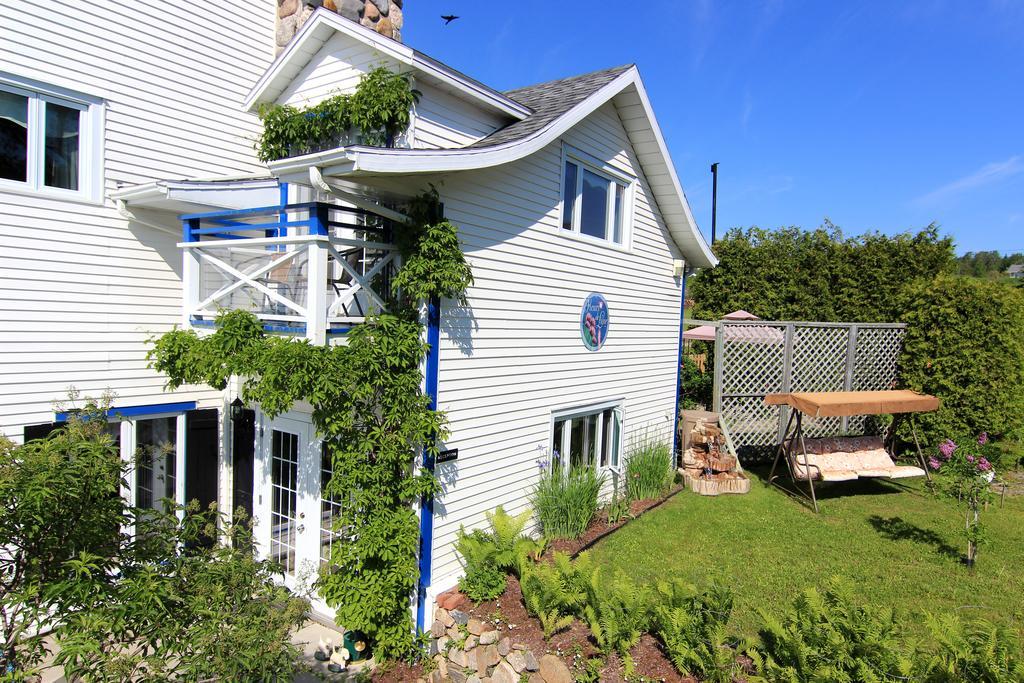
[711,322,906,461]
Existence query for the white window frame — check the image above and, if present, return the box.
[0,72,104,203]
[549,399,624,475]
[559,144,634,249]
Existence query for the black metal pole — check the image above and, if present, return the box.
[710,162,719,244]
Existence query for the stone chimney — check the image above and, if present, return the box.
[276,0,403,53]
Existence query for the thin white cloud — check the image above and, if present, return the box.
[914,155,1023,206]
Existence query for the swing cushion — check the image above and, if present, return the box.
[792,437,925,481]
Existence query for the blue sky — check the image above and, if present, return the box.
[404,1,1024,254]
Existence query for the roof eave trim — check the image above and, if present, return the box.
[243,9,530,120]
[266,67,717,268]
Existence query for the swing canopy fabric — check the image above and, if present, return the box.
[764,390,940,417]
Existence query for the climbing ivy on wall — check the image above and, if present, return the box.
[256,67,420,161]
[148,192,471,660]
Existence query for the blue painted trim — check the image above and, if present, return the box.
[277,182,289,238]
[326,326,353,336]
[672,270,688,458]
[56,401,197,422]
[189,317,316,335]
[312,203,330,237]
[416,296,442,634]
[189,220,312,236]
[183,217,199,243]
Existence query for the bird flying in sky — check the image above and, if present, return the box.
[441,14,459,25]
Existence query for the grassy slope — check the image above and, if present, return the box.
[590,471,1024,638]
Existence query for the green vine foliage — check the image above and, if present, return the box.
[392,189,474,305]
[148,194,472,661]
[256,67,419,161]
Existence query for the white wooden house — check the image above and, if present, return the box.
[0,3,715,629]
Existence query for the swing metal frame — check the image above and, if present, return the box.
[766,390,938,513]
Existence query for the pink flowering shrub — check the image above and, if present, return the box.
[929,434,1003,567]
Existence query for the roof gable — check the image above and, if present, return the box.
[244,9,530,120]
[267,65,717,268]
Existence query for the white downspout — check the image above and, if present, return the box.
[114,198,181,237]
[308,166,411,224]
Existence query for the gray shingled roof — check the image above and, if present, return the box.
[463,64,634,149]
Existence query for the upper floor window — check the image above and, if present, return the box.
[560,147,632,246]
[0,75,102,201]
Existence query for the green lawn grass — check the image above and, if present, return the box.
[589,470,1024,638]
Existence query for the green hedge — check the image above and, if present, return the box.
[898,275,1024,445]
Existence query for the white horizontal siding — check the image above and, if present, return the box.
[429,102,682,590]
[0,0,276,441]
[413,81,505,149]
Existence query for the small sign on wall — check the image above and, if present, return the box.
[436,448,459,463]
[580,293,609,351]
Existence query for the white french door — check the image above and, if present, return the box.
[255,412,340,616]
[256,414,320,593]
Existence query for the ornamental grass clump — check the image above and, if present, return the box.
[928,433,1003,567]
[625,437,674,501]
[531,463,604,540]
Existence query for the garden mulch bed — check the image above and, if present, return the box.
[372,484,699,682]
[450,575,691,682]
[545,483,686,559]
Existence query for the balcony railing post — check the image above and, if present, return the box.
[182,218,201,328]
[306,204,330,344]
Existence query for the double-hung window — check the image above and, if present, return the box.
[0,74,102,201]
[560,147,632,246]
[550,402,623,473]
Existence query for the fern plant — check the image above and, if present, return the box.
[749,578,915,682]
[455,506,543,602]
[652,580,738,683]
[917,612,1024,682]
[582,571,652,677]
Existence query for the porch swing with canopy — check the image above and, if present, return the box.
[765,390,940,512]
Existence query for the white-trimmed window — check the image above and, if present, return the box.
[0,74,103,201]
[560,147,633,246]
[550,401,623,473]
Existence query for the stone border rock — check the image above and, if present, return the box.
[420,596,571,683]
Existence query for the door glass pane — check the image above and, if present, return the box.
[135,416,177,513]
[320,442,344,567]
[612,184,624,244]
[44,101,80,190]
[0,91,28,182]
[271,429,299,575]
[551,419,565,471]
[561,162,578,231]
[580,169,609,239]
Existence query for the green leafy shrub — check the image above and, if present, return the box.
[625,437,673,501]
[55,506,309,682]
[531,465,604,540]
[899,275,1024,446]
[687,223,955,323]
[680,352,713,410]
[652,580,737,683]
[918,612,1024,681]
[257,66,419,161]
[750,578,915,682]
[0,404,124,677]
[459,557,508,603]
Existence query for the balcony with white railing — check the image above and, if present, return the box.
[180,202,398,344]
